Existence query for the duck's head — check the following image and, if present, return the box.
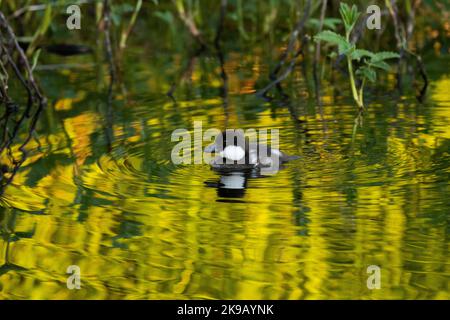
[204,129,247,163]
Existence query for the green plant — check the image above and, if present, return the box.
[314,2,400,109]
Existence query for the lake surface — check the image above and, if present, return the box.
[0,44,449,299]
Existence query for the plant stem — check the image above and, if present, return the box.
[345,32,364,109]
[358,78,365,108]
[345,31,364,109]
[347,55,361,107]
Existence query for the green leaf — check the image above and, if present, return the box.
[323,18,342,30]
[372,51,400,62]
[111,12,121,26]
[356,66,377,83]
[339,2,351,26]
[314,30,352,55]
[26,4,52,55]
[154,11,174,25]
[307,18,341,31]
[314,30,346,45]
[370,60,391,71]
[351,49,374,61]
[113,3,135,14]
[307,19,320,29]
[339,2,360,34]
[31,49,41,72]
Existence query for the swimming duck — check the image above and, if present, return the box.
[204,130,299,171]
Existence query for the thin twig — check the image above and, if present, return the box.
[0,14,46,195]
[0,12,45,102]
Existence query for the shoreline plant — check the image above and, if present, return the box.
[314,2,400,110]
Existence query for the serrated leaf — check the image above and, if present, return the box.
[370,60,391,71]
[356,66,377,83]
[314,30,346,45]
[340,2,360,34]
[314,30,352,55]
[351,5,360,22]
[339,3,351,25]
[372,51,400,62]
[339,43,354,55]
[351,49,374,61]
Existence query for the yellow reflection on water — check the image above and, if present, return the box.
[0,52,449,300]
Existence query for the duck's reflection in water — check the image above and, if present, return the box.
[215,171,248,198]
[204,165,285,201]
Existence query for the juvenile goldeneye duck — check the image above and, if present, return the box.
[204,129,299,169]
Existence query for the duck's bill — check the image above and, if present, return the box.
[204,143,216,153]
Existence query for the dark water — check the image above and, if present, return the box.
[0,46,449,299]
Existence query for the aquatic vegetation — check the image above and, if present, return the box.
[315,3,400,109]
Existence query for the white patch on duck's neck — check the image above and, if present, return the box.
[219,145,245,161]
